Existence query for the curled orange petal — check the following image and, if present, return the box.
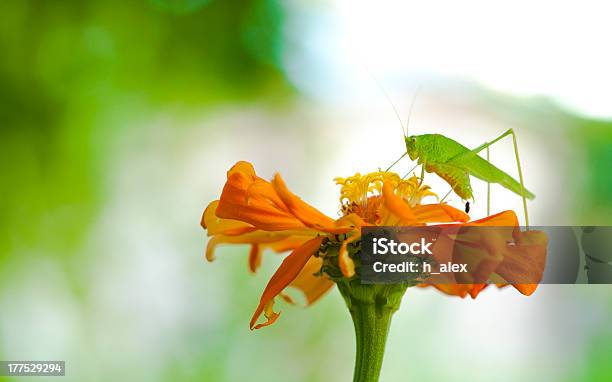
[214,162,344,234]
[252,300,281,330]
[250,236,324,330]
[248,244,262,273]
[205,236,222,262]
[216,163,308,231]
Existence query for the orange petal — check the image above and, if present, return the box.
[228,160,257,178]
[250,236,324,330]
[216,168,307,231]
[272,174,343,233]
[498,229,548,295]
[202,200,257,236]
[279,292,295,305]
[214,162,339,233]
[381,181,417,224]
[512,284,538,296]
[205,236,222,262]
[204,231,293,261]
[413,204,470,223]
[248,244,262,273]
[247,180,289,212]
[468,284,489,298]
[252,300,281,330]
[335,213,369,230]
[338,233,360,278]
[287,256,334,305]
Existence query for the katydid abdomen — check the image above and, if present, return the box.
[424,162,473,200]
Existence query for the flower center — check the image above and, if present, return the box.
[340,196,383,224]
[335,170,437,223]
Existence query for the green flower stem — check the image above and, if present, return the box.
[336,280,409,382]
[350,300,392,382]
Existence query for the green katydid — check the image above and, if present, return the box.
[403,129,534,224]
[380,90,534,227]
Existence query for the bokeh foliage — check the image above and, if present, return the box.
[0,0,290,262]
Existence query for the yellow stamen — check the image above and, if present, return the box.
[334,171,437,212]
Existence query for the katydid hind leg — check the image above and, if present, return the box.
[446,129,533,198]
[449,129,531,227]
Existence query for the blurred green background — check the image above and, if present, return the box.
[1,1,611,381]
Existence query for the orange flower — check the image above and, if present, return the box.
[202,161,544,329]
[203,161,366,329]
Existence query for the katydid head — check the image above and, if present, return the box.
[404,135,419,160]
